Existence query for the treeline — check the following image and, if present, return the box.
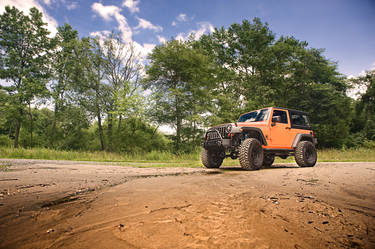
[0,6,374,153]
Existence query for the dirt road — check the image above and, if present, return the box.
[0,159,374,249]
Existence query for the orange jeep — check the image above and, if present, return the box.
[202,107,317,170]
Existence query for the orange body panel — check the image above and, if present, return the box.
[236,107,311,150]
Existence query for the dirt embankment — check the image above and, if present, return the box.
[0,159,374,249]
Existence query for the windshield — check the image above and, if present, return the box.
[238,109,270,123]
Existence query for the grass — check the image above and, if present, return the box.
[0,147,374,168]
[0,147,202,167]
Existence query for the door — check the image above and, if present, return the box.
[269,109,293,148]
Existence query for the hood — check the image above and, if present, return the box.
[235,121,268,127]
[211,121,267,128]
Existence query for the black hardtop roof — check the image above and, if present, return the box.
[271,107,308,115]
[239,107,309,118]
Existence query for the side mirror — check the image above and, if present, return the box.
[272,116,281,123]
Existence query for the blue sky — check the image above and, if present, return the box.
[1,0,375,77]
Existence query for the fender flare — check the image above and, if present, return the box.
[241,127,267,146]
[292,134,314,148]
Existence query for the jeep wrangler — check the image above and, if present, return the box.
[202,107,317,170]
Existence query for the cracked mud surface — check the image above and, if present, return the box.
[0,159,374,249]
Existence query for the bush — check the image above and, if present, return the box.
[344,132,367,148]
[0,135,12,147]
[363,139,375,149]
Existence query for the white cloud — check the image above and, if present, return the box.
[157,35,167,44]
[90,2,158,62]
[176,22,214,41]
[66,2,78,10]
[89,31,154,61]
[172,13,193,26]
[91,3,120,21]
[134,17,162,32]
[41,0,51,6]
[346,61,375,99]
[89,30,112,40]
[122,0,139,14]
[0,0,58,36]
[177,13,187,22]
[193,22,214,39]
[91,2,132,42]
[175,33,185,42]
[141,43,155,55]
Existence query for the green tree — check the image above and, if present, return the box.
[144,39,215,152]
[72,37,107,150]
[101,32,143,151]
[0,89,15,141]
[0,6,54,148]
[199,18,276,123]
[350,70,375,141]
[199,18,351,148]
[50,23,79,148]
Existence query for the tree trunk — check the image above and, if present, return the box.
[151,125,160,139]
[97,112,105,151]
[176,116,181,152]
[117,114,122,133]
[28,103,33,148]
[14,118,21,148]
[50,102,58,148]
[107,113,113,152]
[131,118,137,136]
[174,85,182,152]
[50,119,56,148]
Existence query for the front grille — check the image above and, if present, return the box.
[206,126,229,140]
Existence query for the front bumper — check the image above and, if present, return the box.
[202,126,232,150]
[203,138,231,149]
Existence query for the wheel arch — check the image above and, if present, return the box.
[241,127,267,146]
[292,134,314,148]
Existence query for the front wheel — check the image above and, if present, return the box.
[239,138,264,170]
[201,148,224,168]
[295,141,317,167]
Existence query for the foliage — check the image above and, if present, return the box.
[0,6,374,155]
[0,135,12,147]
[349,70,375,141]
[101,32,144,151]
[0,6,54,147]
[49,23,79,148]
[198,18,351,148]
[144,39,216,152]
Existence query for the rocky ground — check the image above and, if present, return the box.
[0,159,374,249]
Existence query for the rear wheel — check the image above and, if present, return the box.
[201,148,224,168]
[295,141,317,167]
[239,138,264,170]
[262,154,275,168]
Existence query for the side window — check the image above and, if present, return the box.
[290,113,311,127]
[272,110,288,124]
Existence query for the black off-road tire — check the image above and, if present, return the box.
[295,141,317,167]
[263,154,275,168]
[239,138,264,170]
[201,148,224,168]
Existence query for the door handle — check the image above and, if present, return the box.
[285,127,291,130]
